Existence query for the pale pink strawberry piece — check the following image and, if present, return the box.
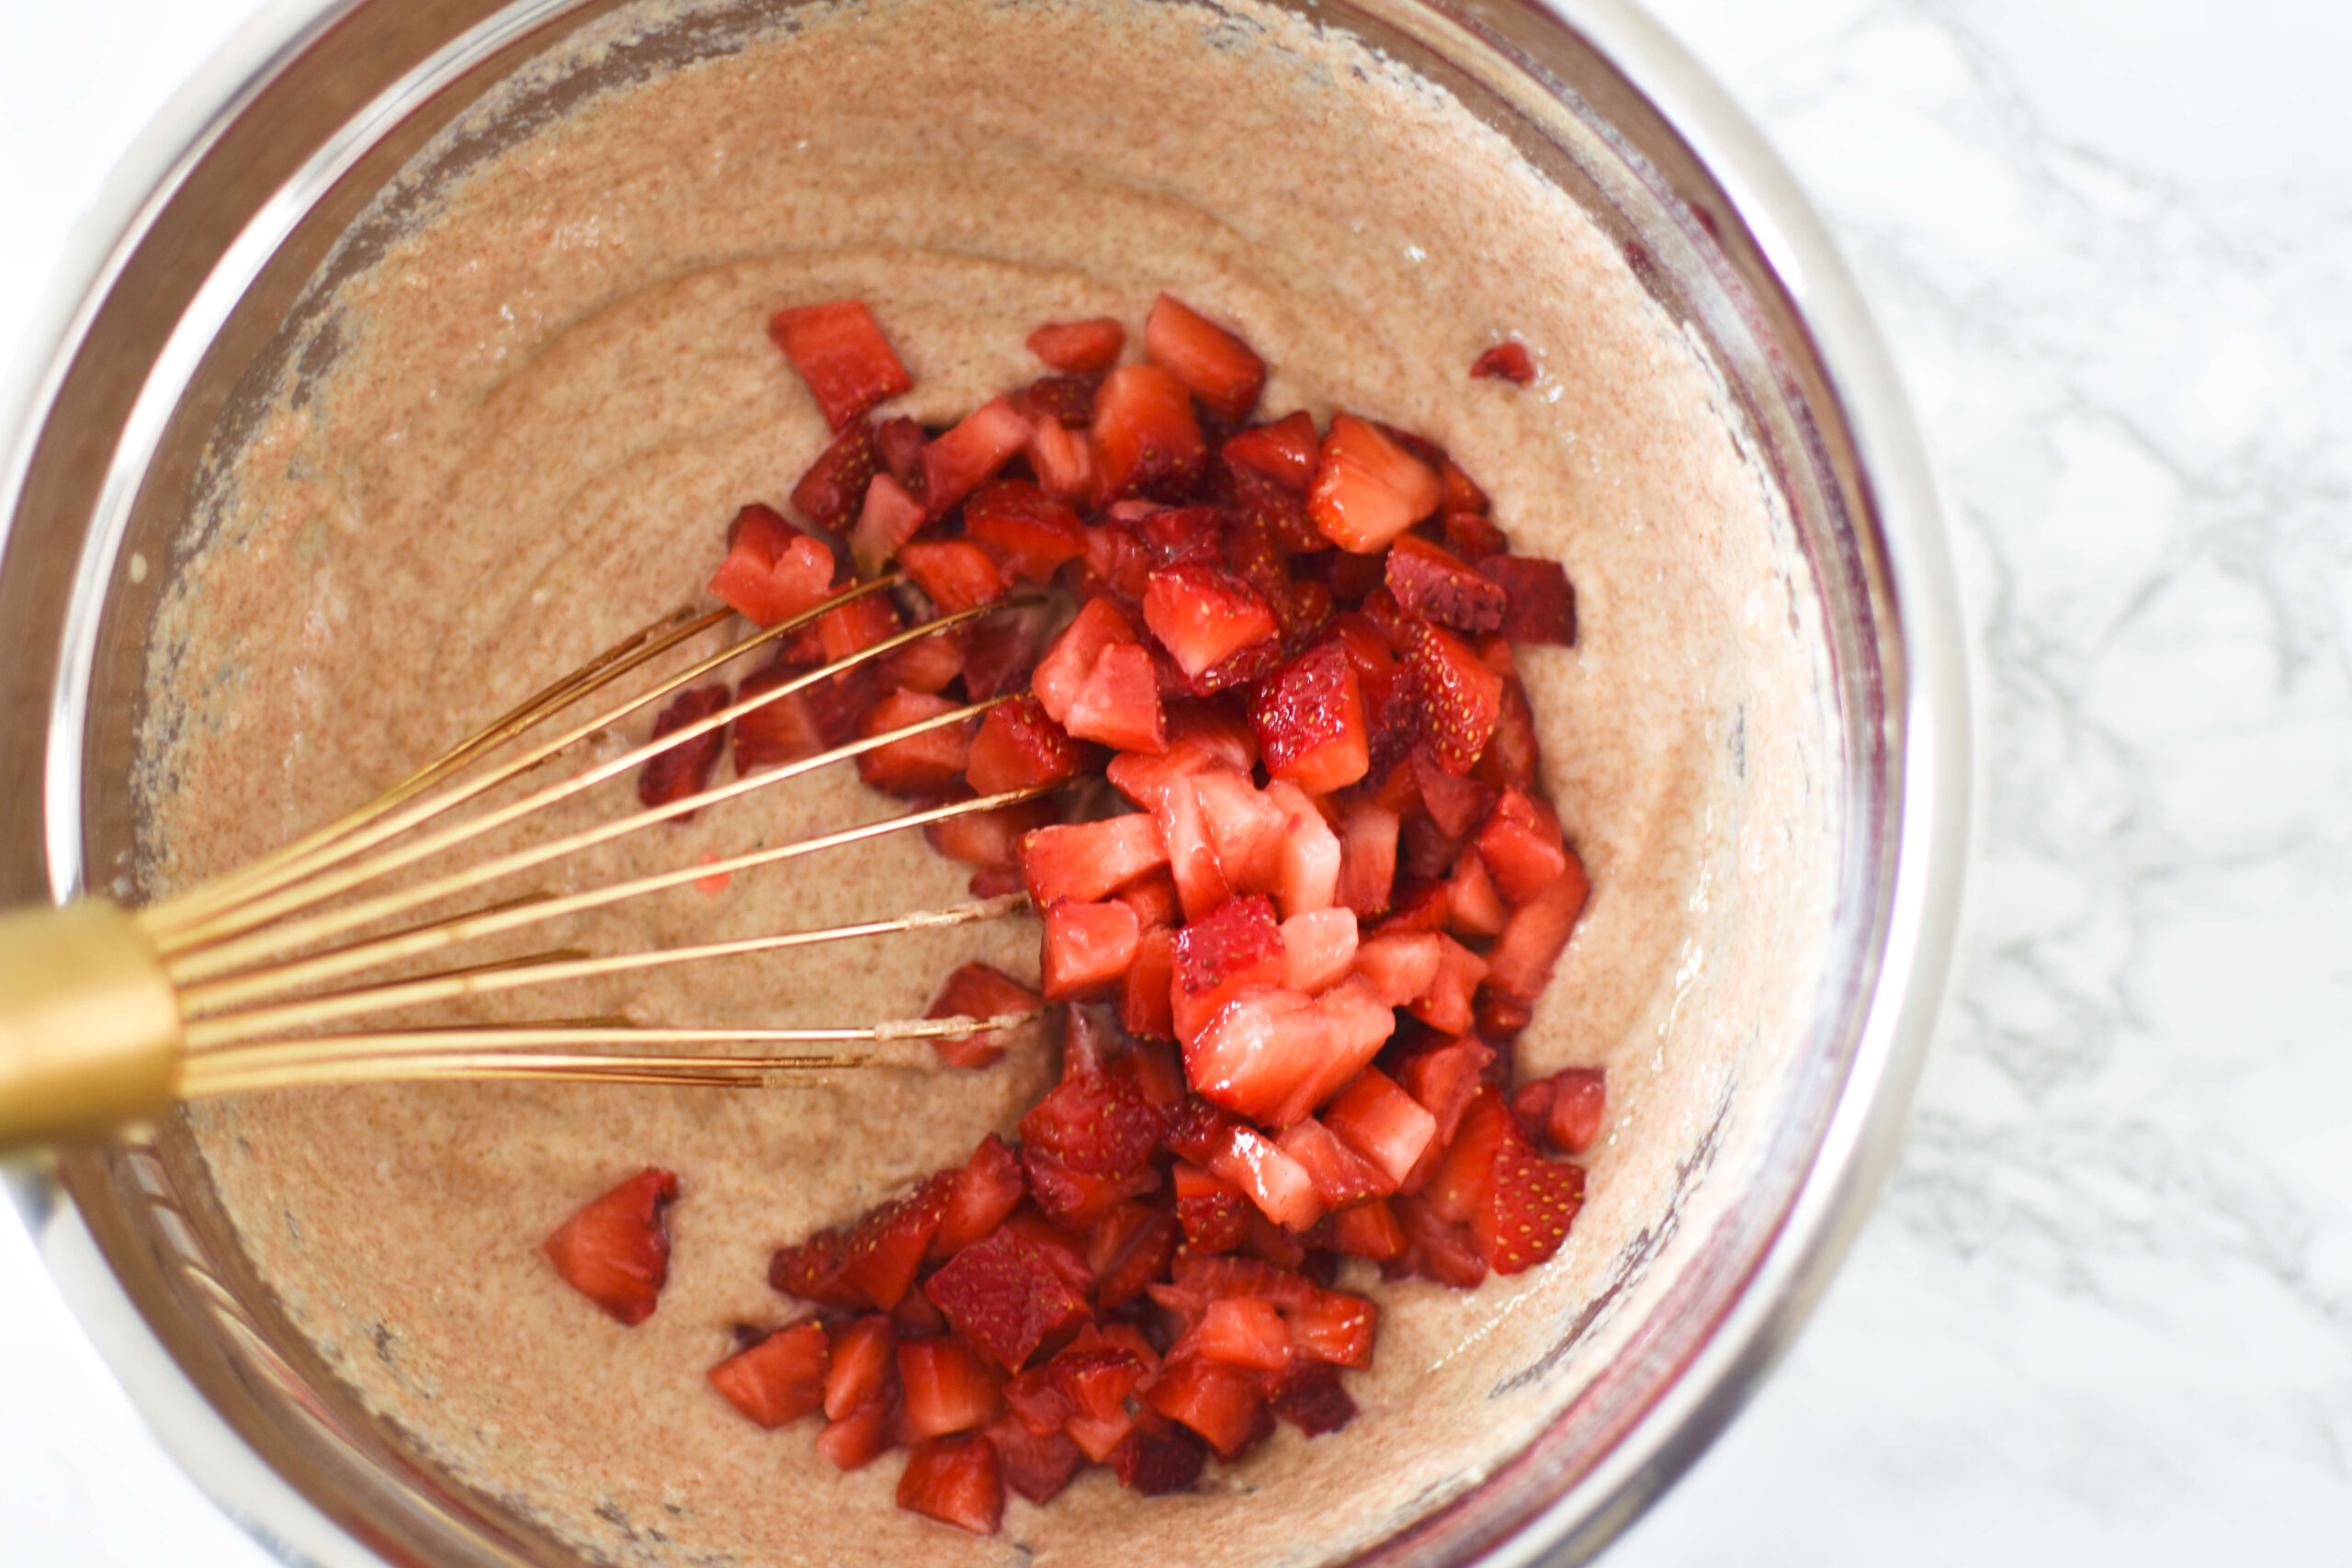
[543,1168,678,1325]
[1273,974,1396,1126]
[1152,773,1234,921]
[708,503,840,627]
[1028,417,1099,504]
[1409,933,1489,1036]
[1321,1068,1438,1190]
[1470,340,1535,384]
[638,686,729,819]
[1104,702,1258,808]
[1396,1035,1496,1152]
[1399,617,1503,774]
[1279,908,1360,993]
[1032,596,1140,726]
[1332,797,1400,917]
[1263,779,1342,919]
[1326,1199,1407,1263]
[1477,787,1572,905]
[768,299,912,431]
[897,1434,1004,1535]
[1307,412,1442,553]
[963,479,1087,583]
[1222,410,1319,491]
[1182,987,1322,1123]
[1189,768,1287,896]
[899,1338,1007,1438]
[1143,293,1266,423]
[1122,924,1177,1040]
[1055,1353,1148,1462]
[1194,1297,1292,1372]
[1091,363,1206,501]
[821,1314,897,1421]
[1141,564,1280,681]
[923,965,1042,1071]
[1446,849,1510,936]
[1040,897,1142,999]
[847,471,927,577]
[1064,640,1166,753]
[965,696,1081,796]
[924,1227,1091,1372]
[1351,931,1443,1008]
[1174,1159,1252,1252]
[1020,814,1167,906]
[707,1320,830,1428]
[1027,316,1126,374]
[1484,851,1589,1001]
[1251,641,1371,795]
[1276,1117,1393,1206]
[855,689,972,796]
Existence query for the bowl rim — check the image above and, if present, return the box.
[0,0,1973,1562]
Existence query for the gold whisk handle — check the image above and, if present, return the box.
[0,900,183,1152]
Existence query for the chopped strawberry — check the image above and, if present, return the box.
[1143,294,1266,423]
[898,539,1008,615]
[1322,1068,1437,1190]
[1351,932,1442,1008]
[1021,1069,1159,1175]
[924,966,1042,1071]
[1477,991,1535,1042]
[896,1287,949,1338]
[1013,373,1103,431]
[1091,364,1206,501]
[709,504,841,626]
[818,1395,899,1472]
[733,662,825,774]
[1222,410,1319,491]
[1396,1036,1496,1153]
[987,1415,1087,1504]
[856,689,972,795]
[1053,1344,1151,1461]
[1267,1362,1359,1436]
[1277,1116,1393,1206]
[925,795,1057,873]
[1028,316,1126,374]
[1523,1065,1608,1154]
[1332,798,1400,917]
[1039,897,1142,1000]
[1064,640,1166,753]
[1375,878,1451,937]
[966,696,1082,796]
[1001,1364,1073,1438]
[1114,870,1182,931]
[1469,340,1536,384]
[879,626,966,694]
[1020,814,1167,906]
[1174,1160,1253,1252]
[925,1226,1091,1372]
[1385,535,1506,633]
[769,1172,952,1311]
[926,1134,1029,1257]
[817,585,903,667]
[1475,1136,1586,1275]
[1442,509,1510,560]
[543,1168,677,1325]
[839,471,923,576]
[769,299,912,431]
[1170,893,1285,1000]
[1327,1199,1408,1262]
[1399,617,1503,773]
[963,479,1087,582]
[823,1314,899,1421]
[1121,925,1178,1038]
[1152,773,1234,921]
[1478,672,1542,794]
[1086,1203,1182,1310]
[1472,554,1576,645]
[1251,640,1371,795]
[1387,1193,1488,1288]
[1446,850,1510,936]
[790,423,881,530]
[1422,1089,1514,1224]
[899,1337,1007,1438]
[1410,935,1487,1036]
[1033,595,1140,726]
[1195,1296,1292,1371]
[1282,975,1397,1125]
[1146,1356,1265,1457]
[1114,1418,1209,1495]
[1187,769,1287,895]
[1191,1117,1323,1229]
[638,685,729,818]
[1408,746,1492,840]
[1283,1289,1377,1369]
[1279,908,1360,992]
[1106,701,1257,807]
[1028,416,1100,504]
[1140,564,1280,682]
[1483,851,1589,1001]
[912,396,1032,517]
[961,602,1050,700]
[898,1434,1003,1535]
[1262,780,1343,919]
[1476,788,1569,904]
[1308,412,1442,553]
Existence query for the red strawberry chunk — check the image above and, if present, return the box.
[842,472,925,576]
[1143,294,1266,423]
[1174,1160,1253,1252]
[1268,1363,1359,1436]
[823,1314,899,1421]
[1279,908,1359,993]
[1202,1118,1324,1230]
[986,1415,1087,1504]
[1196,1296,1292,1371]
[730,671,819,777]
[1478,673,1542,794]
[1446,850,1510,936]
[1013,374,1103,431]
[1170,894,1285,1001]
[1032,595,1140,725]
[925,1226,1091,1372]
[925,795,1057,874]
[1308,412,1442,553]
[1385,535,1507,633]
[1091,363,1206,501]
[1020,814,1167,906]
[966,696,1082,797]
[1423,1089,1514,1224]
[1277,1116,1393,1206]
[963,479,1087,583]
[1105,703,1258,808]
[921,396,1035,517]
[1064,640,1167,753]
[638,685,729,818]
[1284,1290,1377,1369]
[818,1397,899,1472]
[1477,991,1535,1042]
[769,299,912,431]
[1351,932,1442,1008]
[1388,1194,1488,1288]
[856,688,973,795]
[879,626,966,694]
[791,423,882,530]
[1408,745,1494,840]
[1114,869,1182,931]
[543,1168,677,1325]
[1477,788,1571,905]
[1443,509,1510,559]
[898,539,1008,615]
[1028,316,1126,375]
[1411,936,1488,1036]
[961,602,1049,701]
[817,587,903,667]
[1114,1419,1209,1495]
[1086,1204,1182,1310]
[1222,410,1319,491]
[1141,564,1280,681]
[769,1171,952,1311]
[1021,1070,1160,1175]
[898,1434,1004,1535]
[928,1134,1029,1257]
[1400,618,1504,774]
[899,1337,1007,1438]
[1469,340,1536,384]
[1121,925,1178,1039]
[1475,554,1577,645]
[924,967,1042,1072]
[707,1321,830,1428]
[1396,1036,1497,1152]
[1182,769,1281,893]
[1322,1068,1438,1190]
[1261,780,1342,919]
[1040,897,1142,1000]
[1333,798,1400,917]
[1476,1137,1586,1275]
[1251,641,1371,795]
[1484,850,1589,1001]
[1002,1365,1072,1438]
[709,504,840,626]
[1528,1066,1608,1154]
[1029,417,1100,504]
[1279,976,1396,1126]
[1184,986,1323,1127]
[1146,1357,1265,1457]
[1328,1199,1408,1262]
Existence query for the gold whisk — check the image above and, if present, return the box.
[0,576,1051,1152]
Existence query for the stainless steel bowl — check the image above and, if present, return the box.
[0,0,1970,1562]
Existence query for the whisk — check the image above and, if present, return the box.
[0,576,1053,1153]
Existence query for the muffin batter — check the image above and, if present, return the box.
[137,0,1841,1562]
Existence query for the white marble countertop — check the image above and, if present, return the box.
[4,0,2347,1561]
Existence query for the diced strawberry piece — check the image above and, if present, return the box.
[1476,1137,1586,1275]
[879,626,966,694]
[1073,521,1151,608]
[1477,991,1535,1042]
[1028,317,1126,374]
[872,414,927,491]
[896,1288,949,1338]
[1250,641,1371,795]
[842,472,925,576]
[1478,673,1541,794]
[1143,294,1266,423]
[709,504,841,627]
[1396,1036,1496,1153]
[1278,908,1359,992]
[926,795,1057,873]
[1195,1296,1292,1372]
[1032,596,1140,726]
[897,539,1006,615]
[1248,1213,1308,1270]
[1040,897,1142,1000]
[1484,851,1589,1001]
[817,588,903,667]
[1121,924,1178,1039]
[542,1168,677,1325]
[1202,1120,1324,1229]
[1476,788,1570,905]
[769,1171,952,1312]
[928,1134,1029,1257]
[964,479,1087,583]
[1423,1089,1513,1224]
[1321,1068,1437,1190]
[1182,771,1279,892]
[1399,618,1503,774]
[1329,1199,1407,1262]
[1411,936,1487,1036]
[1065,640,1166,753]
[997,1212,1097,1296]
[1280,1287,1376,1370]
[1526,1066,1608,1154]
[1023,1144,1159,1231]
[1174,1160,1252,1252]
[1091,363,1206,501]
[1308,412,1442,553]
[1170,893,1285,999]
[1020,814,1167,906]
[1114,870,1182,931]
[1385,1193,1489,1288]
[923,965,1042,1071]
[823,1314,898,1420]
[1052,1352,1145,1461]
[1152,774,1234,921]
[897,1434,1003,1535]
[1332,799,1400,918]
[1408,747,1491,840]
[1277,1117,1393,1206]
[1012,373,1102,431]
[1473,554,1577,645]
[1279,975,1396,1126]
[637,685,729,818]
[965,696,1080,797]
[856,688,972,795]
[961,602,1049,701]
[1184,986,1319,1127]
[1022,1069,1159,1175]
[1267,1362,1358,1436]
[791,423,881,530]
[921,396,1035,517]
[1146,1357,1265,1457]
[1028,416,1100,504]
[1385,534,1506,633]
[924,1227,1091,1372]
[1375,878,1451,937]
[769,300,912,431]
[1469,340,1536,384]
[1114,1418,1209,1495]
[899,1337,1007,1438]
[1087,1203,1182,1310]
[1351,932,1442,1008]
[733,661,825,775]
[1106,706,1256,810]
[1442,510,1509,560]
[1001,1364,1072,1438]
[1140,564,1280,681]
[985,1415,1086,1505]
[1222,411,1319,491]
[818,1396,899,1472]
[1446,850,1510,936]
[1259,779,1341,919]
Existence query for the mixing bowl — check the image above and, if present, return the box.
[0,0,1969,1562]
